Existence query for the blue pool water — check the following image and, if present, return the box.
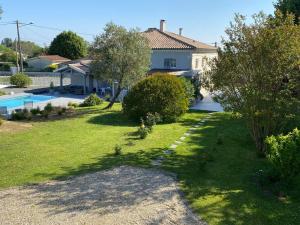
[0,95,55,109]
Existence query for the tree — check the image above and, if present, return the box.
[275,0,300,24]
[48,31,87,60]
[203,12,300,154]
[90,23,151,109]
[1,38,13,48]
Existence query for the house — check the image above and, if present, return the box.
[27,55,71,71]
[142,20,218,77]
[55,20,217,94]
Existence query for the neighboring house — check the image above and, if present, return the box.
[27,55,70,71]
[142,20,218,77]
[55,20,217,94]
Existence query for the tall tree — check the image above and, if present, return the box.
[48,31,87,60]
[203,12,300,154]
[1,38,13,48]
[275,0,300,24]
[90,23,151,109]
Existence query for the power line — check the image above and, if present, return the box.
[28,24,96,37]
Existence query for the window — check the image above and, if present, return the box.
[195,58,199,69]
[164,58,176,68]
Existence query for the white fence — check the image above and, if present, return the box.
[0,72,70,87]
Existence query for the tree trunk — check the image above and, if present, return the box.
[103,85,122,110]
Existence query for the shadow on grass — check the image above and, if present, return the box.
[30,111,299,225]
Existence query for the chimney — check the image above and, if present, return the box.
[179,28,183,36]
[160,20,166,32]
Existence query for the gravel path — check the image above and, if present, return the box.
[0,166,205,225]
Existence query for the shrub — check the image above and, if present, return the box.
[10,73,32,88]
[123,73,189,123]
[44,103,53,112]
[50,81,55,89]
[265,128,300,182]
[68,102,79,108]
[178,77,195,104]
[81,94,103,107]
[114,144,122,155]
[138,126,149,139]
[30,107,41,116]
[144,112,161,131]
[11,109,31,121]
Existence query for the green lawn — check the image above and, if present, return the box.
[0,104,299,225]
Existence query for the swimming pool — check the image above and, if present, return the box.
[0,94,56,109]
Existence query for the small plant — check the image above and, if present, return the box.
[81,94,103,107]
[30,107,41,116]
[68,102,79,108]
[50,81,55,89]
[11,109,32,121]
[10,73,32,88]
[265,128,300,182]
[57,107,67,116]
[137,120,150,139]
[114,144,122,155]
[44,103,53,112]
[145,112,161,131]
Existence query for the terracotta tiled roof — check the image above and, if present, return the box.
[142,28,216,50]
[38,55,70,62]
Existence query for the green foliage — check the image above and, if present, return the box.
[123,74,189,122]
[68,102,79,108]
[203,12,300,153]
[144,112,161,131]
[90,22,151,109]
[10,73,32,88]
[30,107,41,116]
[137,125,150,139]
[114,144,122,155]
[81,94,103,107]
[275,0,300,24]
[266,128,300,182]
[48,31,87,60]
[11,109,32,121]
[179,77,195,104]
[44,103,53,112]
[0,47,17,65]
[1,38,13,48]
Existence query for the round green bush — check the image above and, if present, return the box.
[81,93,103,107]
[123,73,189,122]
[10,73,32,88]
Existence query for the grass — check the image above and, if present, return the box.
[0,103,299,225]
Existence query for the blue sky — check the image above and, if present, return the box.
[0,0,275,47]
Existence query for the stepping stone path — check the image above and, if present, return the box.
[151,114,214,167]
[170,144,178,149]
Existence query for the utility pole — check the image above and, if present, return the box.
[15,38,19,72]
[16,20,23,72]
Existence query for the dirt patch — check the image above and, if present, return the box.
[0,120,32,133]
[0,166,205,225]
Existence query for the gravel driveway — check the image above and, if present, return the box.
[0,166,205,225]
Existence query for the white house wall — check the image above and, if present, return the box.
[191,52,218,72]
[151,50,193,70]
